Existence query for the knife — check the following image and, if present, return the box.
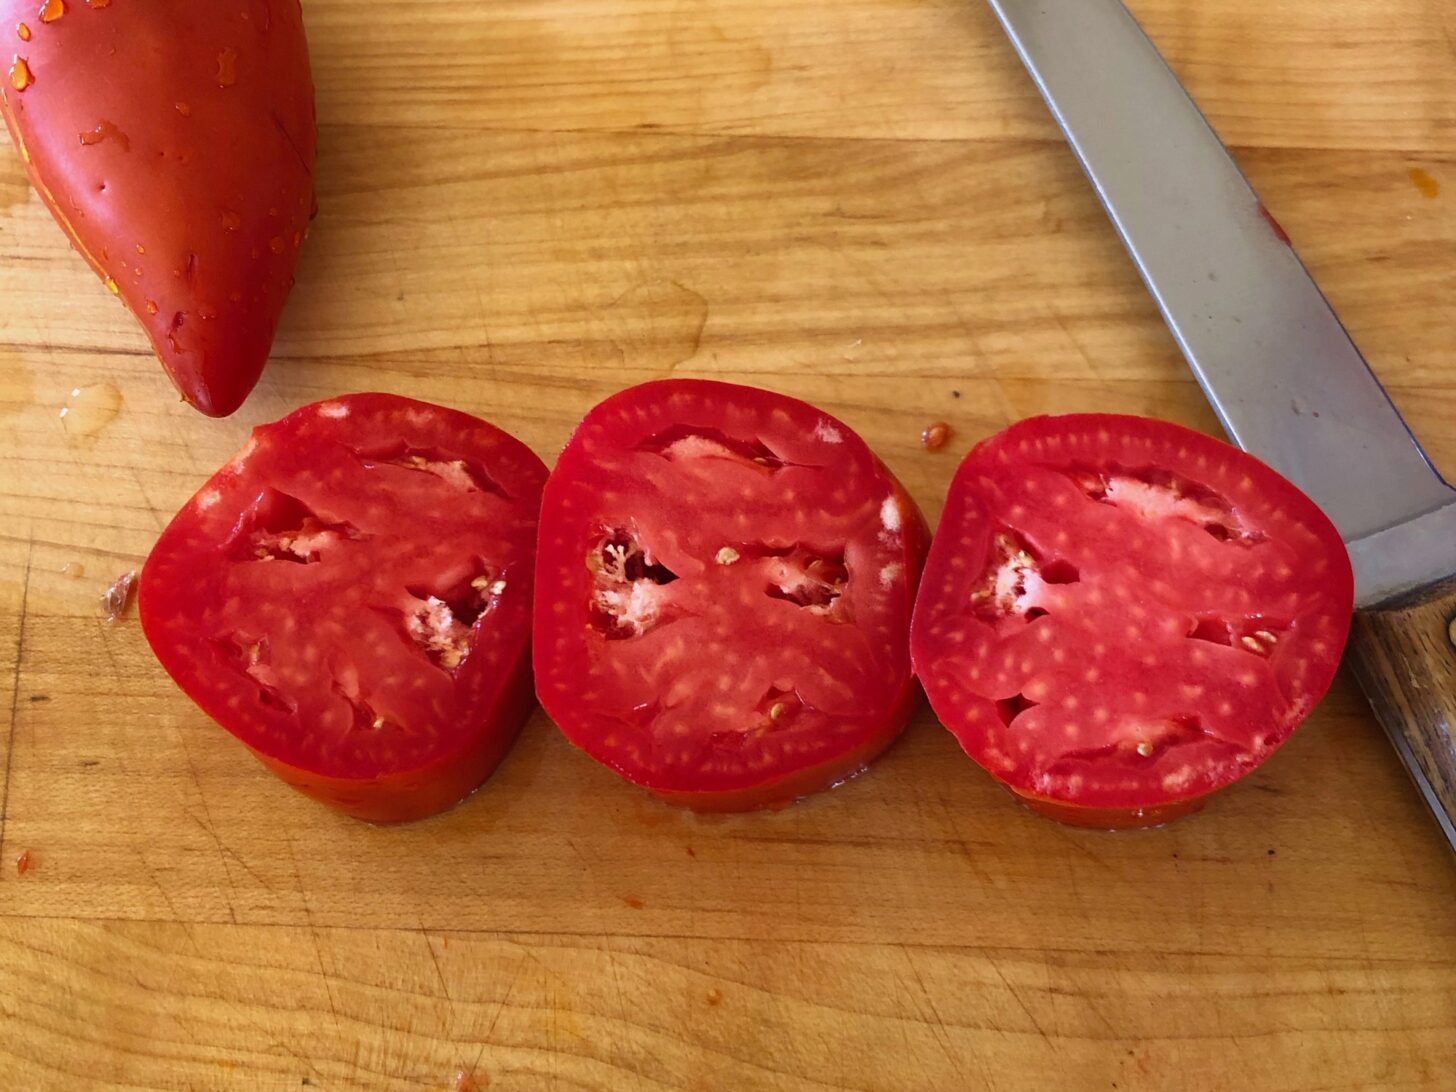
[986,0,1456,849]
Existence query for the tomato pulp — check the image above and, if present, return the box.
[535,380,929,810]
[911,415,1353,827]
[140,394,547,821]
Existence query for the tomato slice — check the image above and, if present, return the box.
[139,394,547,822]
[911,414,1353,827]
[534,379,929,810]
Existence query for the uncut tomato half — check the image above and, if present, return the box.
[911,415,1353,828]
[140,394,547,822]
[534,380,929,811]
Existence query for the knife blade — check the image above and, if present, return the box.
[987,0,1456,848]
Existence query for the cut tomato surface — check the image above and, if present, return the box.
[140,394,547,822]
[534,380,929,810]
[911,414,1353,826]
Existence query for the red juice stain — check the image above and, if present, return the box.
[1258,204,1291,246]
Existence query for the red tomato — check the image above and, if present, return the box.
[911,415,1353,828]
[0,0,315,416]
[140,394,546,822]
[534,380,929,811]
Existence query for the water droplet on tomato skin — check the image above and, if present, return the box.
[9,56,34,91]
[175,100,191,117]
[79,121,130,150]
[88,0,111,8]
[215,46,238,87]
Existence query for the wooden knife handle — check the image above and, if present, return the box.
[1348,576,1456,849]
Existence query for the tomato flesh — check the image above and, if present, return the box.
[911,414,1353,825]
[534,380,928,810]
[140,394,547,822]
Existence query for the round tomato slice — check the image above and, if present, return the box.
[534,379,929,811]
[139,394,547,822]
[911,414,1353,827]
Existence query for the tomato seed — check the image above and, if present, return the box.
[921,422,952,451]
[15,850,31,876]
[16,22,31,40]
[39,0,65,24]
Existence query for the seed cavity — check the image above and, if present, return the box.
[588,528,680,640]
[333,682,388,734]
[227,489,366,564]
[352,441,508,498]
[751,544,849,617]
[996,692,1039,727]
[637,425,794,473]
[393,562,503,673]
[708,686,805,752]
[1059,462,1266,546]
[1188,615,1287,657]
[969,530,1077,625]
[212,634,295,714]
[1045,714,1244,777]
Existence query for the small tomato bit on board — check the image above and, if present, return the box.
[102,570,137,624]
[921,421,953,450]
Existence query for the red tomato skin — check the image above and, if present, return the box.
[912,414,1354,824]
[1008,787,1206,830]
[0,0,315,416]
[253,657,535,824]
[140,394,546,822]
[536,379,929,811]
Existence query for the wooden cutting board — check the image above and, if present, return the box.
[1,1,1453,1088]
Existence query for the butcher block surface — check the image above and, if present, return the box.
[1,1,1454,1088]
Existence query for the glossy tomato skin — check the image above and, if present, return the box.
[0,0,315,417]
[140,394,546,822]
[253,664,537,824]
[535,380,928,811]
[912,414,1353,827]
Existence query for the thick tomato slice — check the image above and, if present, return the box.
[911,415,1353,827]
[534,380,929,811]
[140,394,547,822]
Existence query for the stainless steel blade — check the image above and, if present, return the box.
[986,0,1456,608]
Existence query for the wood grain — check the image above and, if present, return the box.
[1350,578,1456,843]
[2,0,1455,1088]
